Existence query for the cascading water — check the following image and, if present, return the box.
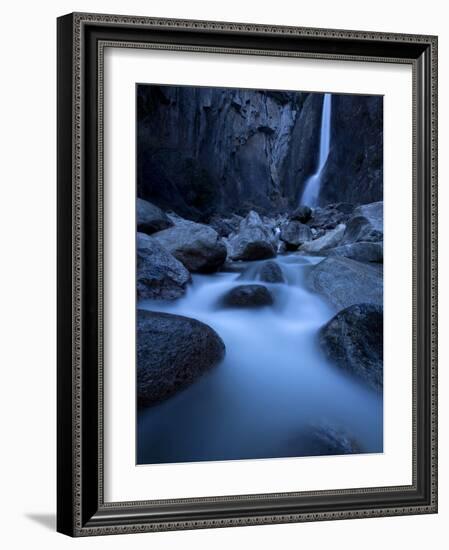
[300,93,332,207]
[137,254,382,465]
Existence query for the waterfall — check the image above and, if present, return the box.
[300,93,332,207]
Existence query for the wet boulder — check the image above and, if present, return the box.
[307,256,382,310]
[228,211,276,261]
[311,227,325,240]
[152,217,227,273]
[319,303,383,391]
[137,310,225,407]
[287,424,361,457]
[290,205,312,224]
[137,232,191,300]
[280,221,313,250]
[261,215,280,233]
[299,223,346,254]
[308,203,354,230]
[334,202,356,215]
[137,198,173,235]
[221,284,273,308]
[209,214,243,237]
[342,201,383,244]
[259,260,285,283]
[220,260,249,275]
[326,241,383,263]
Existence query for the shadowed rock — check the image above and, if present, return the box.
[290,205,312,223]
[318,94,383,206]
[300,223,346,254]
[327,242,383,263]
[153,217,227,273]
[307,203,354,231]
[228,211,276,261]
[287,424,361,457]
[221,284,273,308]
[280,221,313,250]
[259,261,285,283]
[342,201,383,244]
[319,303,383,391]
[137,232,190,300]
[137,198,173,235]
[209,214,243,237]
[307,256,383,310]
[137,310,225,407]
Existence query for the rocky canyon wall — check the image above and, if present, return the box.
[137,85,383,220]
[318,94,383,205]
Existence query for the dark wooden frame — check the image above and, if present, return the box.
[57,12,438,537]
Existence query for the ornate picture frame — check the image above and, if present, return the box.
[57,12,438,536]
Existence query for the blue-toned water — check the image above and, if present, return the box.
[301,93,332,207]
[137,254,383,464]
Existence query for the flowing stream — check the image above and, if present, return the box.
[137,254,383,464]
[301,93,332,207]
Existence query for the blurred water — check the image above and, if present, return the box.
[301,93,332,207]
[137,254,383,464]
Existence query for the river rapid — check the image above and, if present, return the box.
[137,253,383,464]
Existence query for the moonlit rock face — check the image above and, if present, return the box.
[138,86,383,217]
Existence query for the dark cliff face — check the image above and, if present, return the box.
[137,85,382,219]
[281,93,323,207]
[318,94,383,206]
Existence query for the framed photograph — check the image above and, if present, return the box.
[57,12,438,536]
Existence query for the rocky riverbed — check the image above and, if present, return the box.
[136,197,384,464]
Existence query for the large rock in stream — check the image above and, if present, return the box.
[221,284,274,308]
[259,260,285,283]
[209,214,243,237]
[342,201,383,244]
[137,197,173,235]
[307,203,355,230]
[280,220,312,250]
[137,310,225,407]
[137,232,191,300]
[299,223,346,254]
[327,241,383,263]
[319,303,383,391]
[307,256,383,310]
[152,217,227,273]
[290,205,312,223]
[286,424,361,457]
[228,211,276,261]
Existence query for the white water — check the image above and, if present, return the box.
[301,93,332,207]
[137,255,383,464]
